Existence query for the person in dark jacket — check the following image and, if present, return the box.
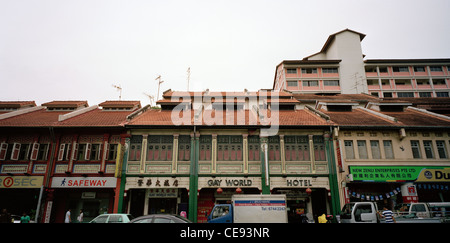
[0,209,12,223]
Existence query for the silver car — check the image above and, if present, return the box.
[89,213,135,223]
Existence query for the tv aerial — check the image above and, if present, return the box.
[143,92,154,106]
[112,84,122,100]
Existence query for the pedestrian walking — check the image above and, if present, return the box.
[65,209,71,223]
[20,212,30,223]
[77,209,84,223]
[380,206,396,223]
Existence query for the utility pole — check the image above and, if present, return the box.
[155,75,164,103]
[187,67,191,91]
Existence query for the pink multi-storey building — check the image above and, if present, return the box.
[274,29,450,98]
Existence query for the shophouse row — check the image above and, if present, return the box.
[1,90,449,223]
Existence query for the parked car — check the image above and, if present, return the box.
[339,202,442,223]
[129,214,192,223]
[89,213,135,223]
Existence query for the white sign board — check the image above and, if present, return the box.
[270,177,329,190]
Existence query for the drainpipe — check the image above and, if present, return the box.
[326,128,341,221]
[116,135,130,213]
[260,136,270,195]
[188,126,199,222]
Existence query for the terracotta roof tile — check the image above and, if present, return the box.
[127,107,331,127]
[271,109,330,126]
[128,109,179,126]
[55,108,133,127]
[0,109,70,127]
[378,108,450,127]
[321,108,397,126]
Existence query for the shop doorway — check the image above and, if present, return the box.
[311,188,327,222]
[148,198,177,214]
[129,189,145,217]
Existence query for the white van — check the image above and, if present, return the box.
[339,202,380,223]
[395,202,450,221]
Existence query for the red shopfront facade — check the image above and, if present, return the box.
[45,176,118,223]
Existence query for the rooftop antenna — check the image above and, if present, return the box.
[156,75,164,102]
[112,84,122,100]
[143,92,154,107]
[187,67,191,91]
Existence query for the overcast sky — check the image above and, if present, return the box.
[1,0,450,107]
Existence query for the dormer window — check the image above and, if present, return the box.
[47,107,76,111]
[42,101,89,111]
[327,105,352,112]
[379,105,404,112]
[103,107,132,111]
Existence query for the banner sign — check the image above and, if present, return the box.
[349,166,450,182]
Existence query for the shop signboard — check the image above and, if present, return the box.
[148,188,178,198]
[125,177,189,190]
[0,176,44,188]
[197,177,262,190]
[349,166,450,182]
[270,176,330,190]
[51,177,117,188]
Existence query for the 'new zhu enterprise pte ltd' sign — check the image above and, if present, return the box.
[349,166,450,182]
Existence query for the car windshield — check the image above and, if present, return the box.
[92,215,108,223]
[341,203,355,214]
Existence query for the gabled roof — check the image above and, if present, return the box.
[303,29,366,60]
[318,29,366,53]
[0,100,139,128]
